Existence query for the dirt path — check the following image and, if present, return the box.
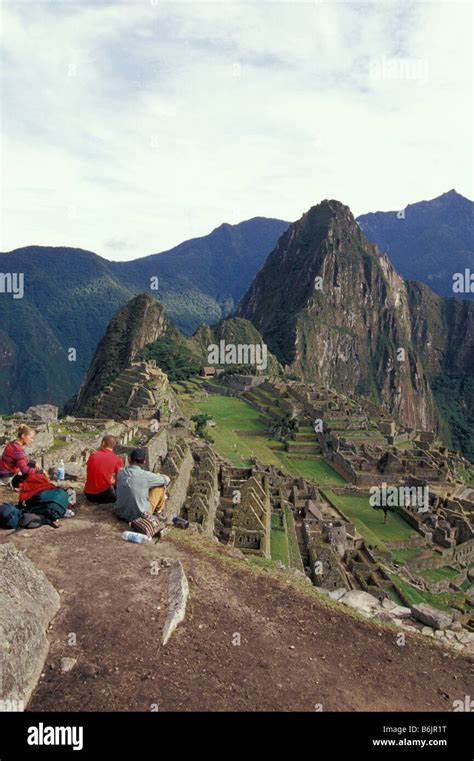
[1,497,472,712]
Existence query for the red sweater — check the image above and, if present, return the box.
[85,448,123,494]
[0,441,35,477]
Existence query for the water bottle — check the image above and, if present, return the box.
[57,459,65,481]
[122,531,151,544]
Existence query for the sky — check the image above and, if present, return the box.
[0,0,472,261]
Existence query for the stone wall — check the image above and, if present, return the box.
[161,438,194,520]
[184,445,220,536]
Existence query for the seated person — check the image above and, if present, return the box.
[84,435,123,504]
[114,448,170,523]
[0,425,41,488]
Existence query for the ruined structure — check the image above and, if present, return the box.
[77,361,179,423]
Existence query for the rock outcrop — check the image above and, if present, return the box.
[0,544,60,708]
[73,293,171,415]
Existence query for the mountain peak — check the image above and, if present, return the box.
[73,293,170,414]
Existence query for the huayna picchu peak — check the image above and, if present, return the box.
[238,199,474,458]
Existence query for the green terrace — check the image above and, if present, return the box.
[179,393,346,485]
[388,572,468,613]
[323,489,471,613]
[418,566,460,583]
[270,508,304,570]
[323,489,419,554]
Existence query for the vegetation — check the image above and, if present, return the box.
[284,506,304,571]
[390,573,466,613]
[179,393,347,485]
[191,414,214,443]
[141,333,201,382]
[269,413,299,442]
[432,373,474,462]
[270,513,289,565]
[324,490,418,553]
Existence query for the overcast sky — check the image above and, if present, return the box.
[1,0,472,261]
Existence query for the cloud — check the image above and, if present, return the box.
[1,0,472,260]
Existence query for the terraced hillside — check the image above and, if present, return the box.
[177,383,346,485]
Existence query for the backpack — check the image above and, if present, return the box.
[130,513,166,538]
[18,512,60,530]
[24,488,69,521]
[0,502,23,530]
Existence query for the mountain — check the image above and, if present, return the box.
[110,217,290,333]
[0,247,132,413]
[192,317,282,375]
[238,199,474,459]
[73,293,172,414]
[72,293,278,415]
[0,218,287,413]
[357,190,474,299]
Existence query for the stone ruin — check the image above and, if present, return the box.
[78,361,179,423]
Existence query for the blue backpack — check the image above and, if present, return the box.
[0,503,23,529]
[25,488,68,521]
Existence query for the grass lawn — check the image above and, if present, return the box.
[181,394,347,485]
[419,566,459,582]
[278,455,346,484]
[271,513,289,565]
[324,490,418,553]
[284,506,304,571]
[390,573,466,612]
[391,547,426,564]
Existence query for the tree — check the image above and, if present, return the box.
[191,414,214,442]
[269,413,299,442]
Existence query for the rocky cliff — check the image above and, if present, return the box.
[73,293,172,414]
[238,200,474,455]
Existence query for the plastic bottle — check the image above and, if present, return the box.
[57,459,65,481]
[122,531,151,544]
[64,509,75,518]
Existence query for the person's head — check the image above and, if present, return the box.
[129,448,147,467]
[17,424,35,447]
[101,435,117,451]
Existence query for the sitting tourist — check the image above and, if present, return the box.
[84,435,123,504]
[0,424,41,489]
[114,448,170,523]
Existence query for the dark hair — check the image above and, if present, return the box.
[130,447,146,464]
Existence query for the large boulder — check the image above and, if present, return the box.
[411,603,453,630]
[340,590,381,617]
[26,429,54,454]
[25,404,58,422]
[0,544,60,708]
[64,462,85,481]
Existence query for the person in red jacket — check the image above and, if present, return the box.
[0,424,41,489]
[84,435,123,504]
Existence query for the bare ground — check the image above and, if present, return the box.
[1,492,473,712]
